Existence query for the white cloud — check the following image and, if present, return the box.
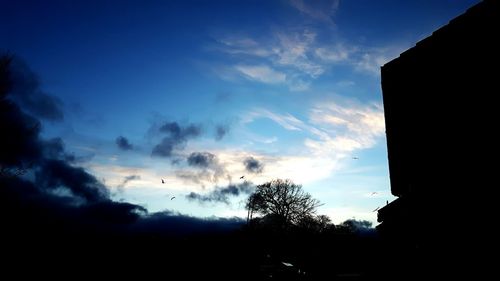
[235,65,286,84]
[237,99,386,186]
[243,100,385,160]
[306,101,385,157]
[311,102,385,137]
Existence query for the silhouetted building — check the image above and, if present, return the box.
[377,0,498,277]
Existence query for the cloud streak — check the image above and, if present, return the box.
[186,182,254,204]
[117,175,141,188]
[235,65,286,84]
[243,108,305,131]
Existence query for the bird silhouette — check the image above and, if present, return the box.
[240,175,245,179]
[372,206,380,212]
[171,196,176,200]
[352,157,359,160]
[370,192,378,196]
[161,179,165,184]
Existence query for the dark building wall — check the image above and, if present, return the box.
[382,0,499,200]
[378,1,499,274]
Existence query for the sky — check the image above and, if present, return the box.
[1,0,479,225]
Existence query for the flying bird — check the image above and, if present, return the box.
[371,192,378,196]
[240,175,245,179]
[161,179,165,184]
[171,196,176,200]
[352,157,359,160]
[373,206,380,212]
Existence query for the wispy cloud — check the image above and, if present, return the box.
[289,0,340,24]
[214,30,322,90]
[215,29,408,85]
[235,65,286,84]
[352,47,403,76]
[274,30,324,78]
[217,37,272,57]
[310,101,385,141]
[314,44,354,63]
[117,174,141,189]
[233,99,385,184]
[243,108,305,131]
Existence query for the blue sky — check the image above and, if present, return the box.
[1,0,478,224]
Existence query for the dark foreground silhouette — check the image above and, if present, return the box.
[1,185,382,280]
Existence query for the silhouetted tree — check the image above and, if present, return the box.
[246,179,322,228]
[295,214,335,233]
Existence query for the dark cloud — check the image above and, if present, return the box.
[340,219,376,236]
[1,54,109,205]
[117,175,140,188]
[186,182,254,204]
[116,136,134,151]
[7,55,64,121]
[177,151,228,184]
[36,159,110,203]
[151,121,202,158]
[244,157,264,174]
[0,100,41,167]
[42,137,77,162]
[187,152,217,168]
[215,124,229,141]
[133,211,245,235]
